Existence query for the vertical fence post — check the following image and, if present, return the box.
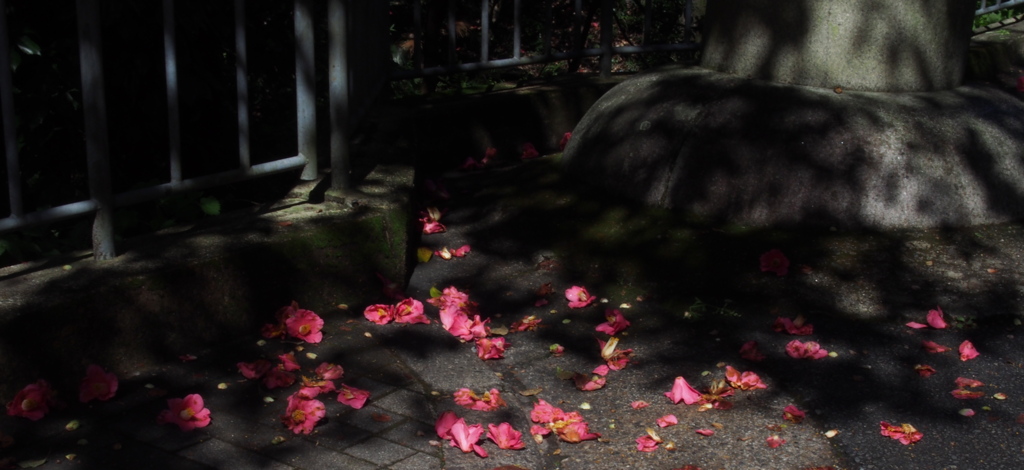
[480,0,489,62]
[163,0,182,185]
[76,0,115,260]
[0,0,23,219]
[328,0,350,191]
[513,0,521,59]
[235,0,250,170]
[295,0,317,180]
[447,0,457,65]
[600,0,612,77]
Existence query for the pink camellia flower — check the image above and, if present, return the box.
[285,308,324,343]
[914,364,937,377]
[261,322,286,339]
[394,298,430,324]
[529,399,600,443]
[364,304,395,325]
[452,245,471,257]
[279,353,301,372]
[739,340,765,361]
[665,376,702,405]
[595,309,630,335]
[157,394,211,431]
[559,132,572,151]
[598,337,633,370]
[238,359,272,380]
[79,365,118,403]
[760,249,789,276]
[558,420,600,443]
[922,340,951,353]
[487,422,526,450]
[281,394,326,435]
[959,340,979,361]
[564,286,595,309]
[766,435,786,448]
[951,377,986,399]
[636,434,659,452]
[574,366,608,392]
[695,428,715,436]
[262,367,296,389]
[630,400,650,410]
[420,217,447,234]
[530,399,565,424]
[337,384,370,409]
[782,405,805,423]
[476,337,507,360]
[879,421,922,445]
[785,340,829,360]
[436,410,460,439]
[6,380,55,421]
[453,388,506,411]
[656,414,678,428]
[772,315,813,335]
[315,362,344,381]
[725,366,767,391]
[300,377,336,395]
[927,306,948,329]
[521,142,539,160]
[511,315,542,332]
[449,419,488,458]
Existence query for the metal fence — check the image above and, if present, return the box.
[0,1,1018,262]
[0,0,390,260]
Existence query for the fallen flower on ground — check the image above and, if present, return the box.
[596,309,631,335]
[157,394,211,431]
[630,400,650,410]
[285,308,324,343]
[281,394,325,435]
[435,410,459,439]
[927,306,948,329]
[521,142,539,159]
[529,399,600,443]
[79,365,118,403]
[238,359,272,380]
[452,245,471,257]
[739,341,765,361]
[263,367,296,389]
[315,362,344,381]
[549,343,564,356]
[449,419,488,457]
[656,414,678,428]
[487,422,526,450]
[476,337,507,360]
[879,421,922,445]
[665,376,702,405]
[453,388,506,411]
[951,377,985,399]
[394,298,430,324]
[766,435,786,448]
[419,207,447,234]
[565,286,596,308]
[636,434,660,452]
[959,340,979,361]
[598,337,633,370]
[695,429,715,436]
[337,384,370,409]
[914,364,936,377]
[922,340,951,353]
[279,353,301,372]
[511,315,542,332]
[725,365,767,390]
[785,340,829,360]
[955,377,984,388]
[699,379,735,410]
[772,315,813,335]
[574,366,609,391]
[6,380,55,421]
[363,304,395,325]
[760,249,789,276]
[783,405,805,424]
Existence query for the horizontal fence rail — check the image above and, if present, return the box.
[976,0,1024,16]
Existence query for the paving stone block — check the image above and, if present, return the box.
[176,438,292,470]
[342,436,417,466]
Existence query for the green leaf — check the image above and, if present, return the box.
[17,36,41,56]
[198,196,220,216]
[429,286,442,298]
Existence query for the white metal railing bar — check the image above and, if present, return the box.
[163,0,182,185]
[977,0,1024,15]
[235,0,250,170]
[295,0,318,181]
[329,0,351,191]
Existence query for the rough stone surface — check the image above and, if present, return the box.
[563,65,1024,229]
[702,0,976,92]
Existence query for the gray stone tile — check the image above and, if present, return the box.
[176,438,292,470]
[342,437,417,466]
[371,388,436,423]
[339,405,405,434]
[388,451,443,470]
[380,419,438,453]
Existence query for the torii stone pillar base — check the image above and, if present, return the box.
[563,1,1024,229]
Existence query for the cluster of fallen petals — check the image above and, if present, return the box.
[565,285,596,309]
[363,298,430,325]
[725,366,767,390]
[282,393,326,434]
[530,399,601,443]
[436,411,525,458]
[419,206,447,234]
[520,142,539,159]
[598,337,633,370]
[261,301,324,343]
[905,306,948,329]
[510,315,542,332]
[950,377,985,399]
[879,421,923,445]
[429,286,491,342]
[157,394,212,431]
[5,380,57,421]
[596,309,630,335]
[785,339,829,360]
[782,404,806,423]
[434,245,471,260]
[453,388,506,411]
[573,365,610,391]
[460,147,496,170]
[773,315,813,335]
